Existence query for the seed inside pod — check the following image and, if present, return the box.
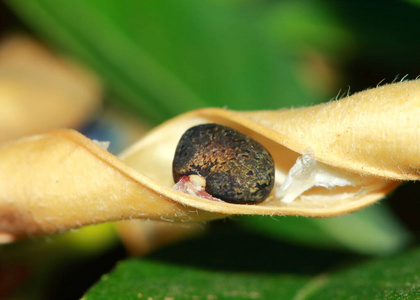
[172,124,275,204]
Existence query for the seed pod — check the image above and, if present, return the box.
[172,124,275,204]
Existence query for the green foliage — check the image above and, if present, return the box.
[83,260,309,300]
[6,0,315,124]
[239,204,411,256]
[84,247,420,299]
[261,0,354,55]
[405,0,420,5]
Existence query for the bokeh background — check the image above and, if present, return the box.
[0,1,419,299]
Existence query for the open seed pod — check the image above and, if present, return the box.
[0,80,418,242]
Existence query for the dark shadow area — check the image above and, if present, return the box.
[44,219,360,299]
[146,219,359,275]
[332,0,420,91]
[46,244,126,300]
[387,182,420,235]
[0,2,30,35]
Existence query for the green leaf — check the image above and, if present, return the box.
[307,247,420,299]
[261,1,354,55]
[6,0,314,124]
[405,0,420,5]
[83,259,311,300]
[238,204,411,256]
[83,247,420,299]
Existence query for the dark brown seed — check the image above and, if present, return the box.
[172,124,275,204]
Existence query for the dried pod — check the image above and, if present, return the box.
[0,35,101,142]
[0,80,418,241]
[172,124,275,204]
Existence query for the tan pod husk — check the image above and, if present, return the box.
[0,35,101,142]
[0,80,418,242]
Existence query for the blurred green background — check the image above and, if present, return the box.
[0,0,419,299]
